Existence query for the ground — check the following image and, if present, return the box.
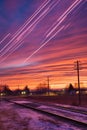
[24,94,87,107]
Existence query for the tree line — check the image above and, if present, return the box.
[0,83,87,96]
[0,85,30,96]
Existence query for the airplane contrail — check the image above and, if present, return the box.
[24,0,84,63]
[11,0,51,38]
[24,26,64,63]
[0,0,51,54]
[0,33,10,45]
[0,0,84,64]
[10,0,60,45]
[0,1,51,58]
[46,0,83,38]
[46,15,67,38]
[14,0,60,42]
[0,0,60,60]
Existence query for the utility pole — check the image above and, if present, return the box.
[47,76,50,95]
[75,60,81,106]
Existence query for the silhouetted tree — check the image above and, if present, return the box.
[23,85,30,95]
[68,83,75,94]
[2,85,13,95]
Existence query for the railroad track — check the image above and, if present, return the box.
[34,101,87,115]
[5,98,87,129]
[22,100,87,115]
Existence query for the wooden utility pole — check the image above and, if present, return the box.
[76,60,81,106]
[47,76,50,95]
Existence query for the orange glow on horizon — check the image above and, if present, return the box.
[0,57,87,90]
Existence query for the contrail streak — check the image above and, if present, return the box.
[46,0,83,38]
[0,41,24,63]
[46,15,67,38]
[0,33,10,45]
[12,0,51,37]
[14,0,60,42]
[0,0,60,60]
[24,0,84,63]
[0,0,51,54]
[11,0,60,44]
[0,0,84,64]
[24,26,64,63]
[16,7,50,40]
[0,6,51,58]
[0,7,50,57]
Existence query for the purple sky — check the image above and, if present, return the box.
[0,0,87,89]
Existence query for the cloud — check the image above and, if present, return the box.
[0,0,87,89]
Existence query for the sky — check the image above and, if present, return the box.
[0,0,87,90]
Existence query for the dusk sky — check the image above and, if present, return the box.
[0,0,87,90]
